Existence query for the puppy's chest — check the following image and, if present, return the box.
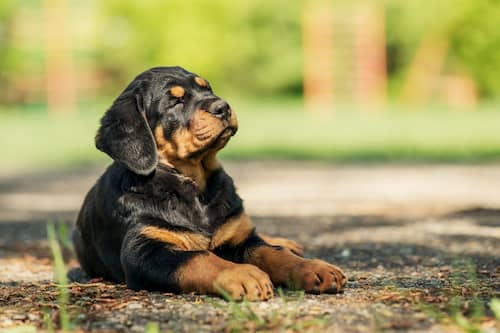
[193,188,240,233]
[143,196,248,252]
[139,169,245,250]
[156,214,251,252]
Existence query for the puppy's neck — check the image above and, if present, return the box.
[159,154,221,191]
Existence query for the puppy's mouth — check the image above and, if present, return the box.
[207,125,237,148]
[189,125,237,159]
[217,126,237,140]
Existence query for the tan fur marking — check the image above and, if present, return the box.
[153,104,237,191]
[202,154,221,176]
[153,116,225,191]
[170,86,185,98]
[172,129,199,159]
[154,126,176,166]
[141,226,209,251]
[194,77,207,87]
[174,252,235,293]
[245,244,346,293]
[154,126,197,164]
[155,126,202,188]
[175,253,273,300]
[210,213,255,249]
[259,233,303,256]
[246,246,303,285]
[191,109,225,145]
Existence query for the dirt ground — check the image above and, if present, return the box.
[0,162,499,332]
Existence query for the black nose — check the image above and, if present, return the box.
[208,101,231,119]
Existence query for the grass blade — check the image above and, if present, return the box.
[46,222,70,331]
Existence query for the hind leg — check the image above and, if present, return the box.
[72,228,105,278]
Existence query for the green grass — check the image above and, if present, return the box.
[209,287,325,333]
[225,100,500,163]
[4,223,73,333]
[1,106,108,171]
[405,259,499,333]
[143,322,160,333]
[2,100,500,172]
[46,222,71,331]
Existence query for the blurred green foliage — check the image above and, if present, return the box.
[0,0,499,102]
[0,0,17,91]
[386,0,500,97]
[96,0,500,99]
[97,0,303,97]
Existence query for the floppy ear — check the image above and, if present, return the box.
[95,89,158,175]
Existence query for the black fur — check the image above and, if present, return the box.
[95,66,217,175]
[74,155,248,290]
[72,67,348,297]
[73,67,257,291]
[95,87,158,176]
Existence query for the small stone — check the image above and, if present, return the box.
[1,319,14,326]
[27,313,40,321]
[341,249,351,258]
[12,314,27,320]
[127,302,143,310]
[130,325,143,332]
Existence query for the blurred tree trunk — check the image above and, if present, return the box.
[302,0,334,112]
[400,35,448,106]
[303,1,387,112]
[353,2,387,106]
[43,0,77,115]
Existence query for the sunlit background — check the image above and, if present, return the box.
[2,2,500,330]
[1,0,500,172]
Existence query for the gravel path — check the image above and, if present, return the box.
[0,162,499,332]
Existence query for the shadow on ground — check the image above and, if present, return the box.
[1,208,499,332]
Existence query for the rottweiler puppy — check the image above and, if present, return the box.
[73,66,346,301]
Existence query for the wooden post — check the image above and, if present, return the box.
[353,2,387,106]
[42,0,77,115]
[302,0,334,112]
[400,35,449,106]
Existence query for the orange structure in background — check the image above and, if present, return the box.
[43,0,77,115]
[401,35,478,108]
[353,3,386,106]
[302,0,335,112]
[400,36,449,106]
[7,1,479,112]
[302,0,387,111]
[7,1,97,112]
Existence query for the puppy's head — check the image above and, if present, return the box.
[96,66,238,175]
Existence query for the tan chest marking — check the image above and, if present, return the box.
[141,226,209,251]
[210,213,255,249]
[140,213,254,251]
[153,126,207,190]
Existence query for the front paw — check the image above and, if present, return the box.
[289,259,347,294]
[214,264,274,301]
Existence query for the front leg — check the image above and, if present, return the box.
[121,225,273,300]
[174,252,274,301]
[213,213,347,294]
[244,237,347,293]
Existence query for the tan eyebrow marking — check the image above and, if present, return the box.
[194,77,207,87]
[170,86,185,98]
